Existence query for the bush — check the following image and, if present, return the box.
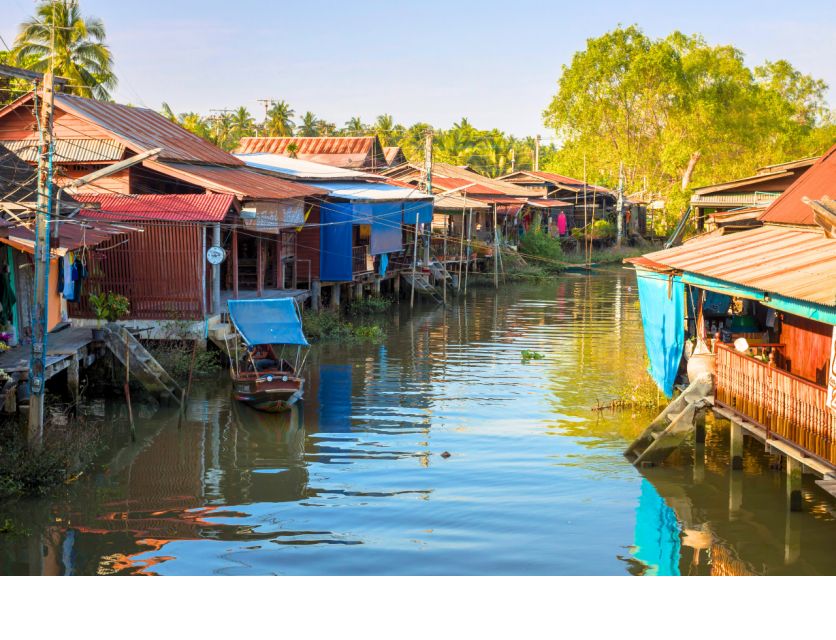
[146,341,221,382]
[0,418,104,499]
[302,310,384,342]
[346,296,392,316]
[518,228,564,265]
[591,219,615,239]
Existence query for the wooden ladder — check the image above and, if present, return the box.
[104,325,182,404]
[624,375,713,466]
[402,272,444,305]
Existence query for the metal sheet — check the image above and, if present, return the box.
[635,225,836,308]
[73,193,234,222]
[760,143,836,225]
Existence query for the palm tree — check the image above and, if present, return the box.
[299,111,320,137]
[344,116,366,136]
[231,106,256,138]
[210,113,235,150]
[14,0,116,100]
[263,100,295,137]
[373,114,395,146]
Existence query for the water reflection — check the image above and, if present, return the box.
[1,270,835,575]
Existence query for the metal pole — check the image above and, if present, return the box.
[28,72,54,448]
[534,135,540,171]
[616,161,624,249]
[212,223,221,314]
[410,210,418,310]
[423,129,433,267]
[493,204,498,290]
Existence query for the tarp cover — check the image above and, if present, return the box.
[636,268,684,397]
[320,202,354,281]
[370,202,403,255]
[228,298,309,346]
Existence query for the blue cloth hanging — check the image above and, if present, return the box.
[636,269,685,397]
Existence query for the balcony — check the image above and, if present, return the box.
[714,342,835,465]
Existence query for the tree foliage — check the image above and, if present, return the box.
[543,26,836,230]
[13,0,116,101]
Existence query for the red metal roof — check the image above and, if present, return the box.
[759,143,836,226]
[54,93,241,165]
[527,198,573,208]
[0,218,127,251]
[234,137,386,169]
[73,193,235,222]
[144,161,327,201]
[432,176,506,195]
[503,170,614,195]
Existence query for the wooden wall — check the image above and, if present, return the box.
[295,203,320,284]
[780,314,832,386]
[70,225,205,321]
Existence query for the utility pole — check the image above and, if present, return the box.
[534,135,540,171]
[616,161,625,249]
[510,147,515,173]
[29,71,55,448]
[423,129,433,266]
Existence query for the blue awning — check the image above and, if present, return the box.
[228,298,309,346]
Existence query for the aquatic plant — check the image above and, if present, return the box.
[521,350,545,361]
[302,310,384,343]
[346,296,393,316]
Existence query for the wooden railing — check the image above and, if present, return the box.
[715,342,836,465]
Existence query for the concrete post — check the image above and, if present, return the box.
[68,355,80,408]
[730,421,743,470]
[355,282,363,300]
[694,408,706,444]
[729,471,743,520]
[393,274,401,299]
[332,283,341,311]
[786,457,803,512]
[311,281,321,312]
[373,276,381,297]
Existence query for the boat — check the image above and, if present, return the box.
[225,298,310,412]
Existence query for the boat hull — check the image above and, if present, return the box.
[232,378,304,413]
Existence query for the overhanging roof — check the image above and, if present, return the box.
[630,225,836,307]
[235,153,382,181]
[307,181,432,202]
[759,143,836,226]
[73,193,236,222]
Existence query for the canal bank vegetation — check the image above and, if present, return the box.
[302,310,385,343]
[0,416,105,500]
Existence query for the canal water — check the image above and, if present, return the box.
[2,268,836,575]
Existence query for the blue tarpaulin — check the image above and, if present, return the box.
[320,202,354,281]
[636,268,684,397]
[631,479,681,576]
[369,202,403,255]
[228,298,309,346]
[405,199,433,225]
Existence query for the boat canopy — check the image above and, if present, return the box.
[228,298,309,347]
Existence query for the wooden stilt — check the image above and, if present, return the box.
[311,281,321,312]
[694,408,706,444]
[332,283,341,310]
[730,421,743,470]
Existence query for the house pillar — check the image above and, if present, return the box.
[68,355,80,408]
[232,226,239,301]
[311,281,321,312]
[393,274,400,299]
[212,223,221,314]
[256,236,264,297]
[786,457,803,512]
[373,276,381,297]
[694,408,706,444]
[354,282,363,300]
[729,469,743,520]
[332,283,341,310]
[730,421,743,470]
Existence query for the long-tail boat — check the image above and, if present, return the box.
[226,298,309,413]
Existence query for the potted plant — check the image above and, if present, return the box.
[89,291,130,340]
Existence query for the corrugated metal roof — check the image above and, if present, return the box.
[144,161,326,201]
[0,137,125,163]
[759,143,836,226]
[304,181,432,202]
[1,218,127,251]
[501,170,614,195]
[635,225,836,306]
[526,198,573,208]
[234,137,386,169]
[235,153,381,181]
[73,193,235,222]
[383,146,406,167]
[52,93,241,166]
[432,192,491,210]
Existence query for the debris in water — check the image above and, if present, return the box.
[440,451,451,458]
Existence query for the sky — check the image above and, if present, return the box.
[1,0,835,139]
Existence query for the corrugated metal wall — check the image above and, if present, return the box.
[70,225,205,320]
[780,314,832,386]
[295,203,321,284]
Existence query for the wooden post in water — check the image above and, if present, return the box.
[332,283,341,311]
[493,204,498,290]
[786,457,803,512]
[694,408,706,444]
[730,421,743,470]
[68,355,80,410]
[311,281,321,312]
[464,209,472,296]
[123,335,135,441]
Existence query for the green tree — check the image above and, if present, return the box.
[343,116,367,136]
[263,100,295,136]
[231,106,256,138]
[299,111,321,136]
[14,0,116,100]
[543,25,835,232]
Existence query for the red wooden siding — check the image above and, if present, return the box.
[70,225,205,321]
[780,314,832,386]
[295,203,321,283]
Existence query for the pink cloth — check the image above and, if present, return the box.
[557,212,567,236]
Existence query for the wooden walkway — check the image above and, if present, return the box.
[0,326,102,379]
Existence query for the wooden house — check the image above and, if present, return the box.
[628,143,836,480]
[0,91,325,325]
[690,156,818,230]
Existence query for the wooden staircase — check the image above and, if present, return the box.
[103,325,182,404]
[401,271,444,305]
[625,375,714,466]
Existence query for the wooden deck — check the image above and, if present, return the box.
[0,326,102,378]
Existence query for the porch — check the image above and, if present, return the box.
[714,342,836,468]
